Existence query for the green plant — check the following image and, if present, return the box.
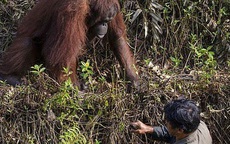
[80,60,94,90]
[30,64,48,85]
[43,68,86,144]
[189,35,217,82]
[59,124,87,144]
[95,139,101,144]
[1,0,8,4]
[170,56,181,67]
[80,60,93,80]
[48,68,79,107]
[31,64,46,76]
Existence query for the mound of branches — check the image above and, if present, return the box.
[0,65,229,144]
[0,0,229,144]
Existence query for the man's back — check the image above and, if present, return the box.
[175,121,212,144]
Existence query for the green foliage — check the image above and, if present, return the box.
[33,67,88,143]
[31,64,46,76]
[189,35,217,82]
[95,139,101,144]
[0,0,229,144]
[1,0,8,4]
[62,67,73,77]
[159,0,229,68]
[46,79,87,143]
[46,68,79,109]
[170,56,181,67]
[80,60,95,90]
[59,124,87,144]
[80,60,93,80]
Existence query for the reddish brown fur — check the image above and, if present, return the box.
[0,0,139,89]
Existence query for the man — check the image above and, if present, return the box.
[131,99,212,144]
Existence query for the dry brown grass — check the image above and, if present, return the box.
[0,0,229,144]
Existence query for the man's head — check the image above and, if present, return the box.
[164,99,200,135]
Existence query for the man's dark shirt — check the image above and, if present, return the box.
[152,124,176,143]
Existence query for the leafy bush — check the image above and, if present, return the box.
[0,0,229,144]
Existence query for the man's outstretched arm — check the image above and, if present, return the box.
[130,120,175,143]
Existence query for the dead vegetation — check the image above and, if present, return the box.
[0,0,229,144]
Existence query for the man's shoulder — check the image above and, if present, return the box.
[175,121,212,144]
[196,120,212,144]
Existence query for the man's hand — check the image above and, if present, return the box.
[130,120,154,134]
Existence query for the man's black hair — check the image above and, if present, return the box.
[164,99,200,134]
